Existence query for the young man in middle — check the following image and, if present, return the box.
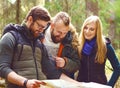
[43,11,80,79]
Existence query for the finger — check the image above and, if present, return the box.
[56,58,63,62]
[53,56,61,62]
[33,81,42,88]
[35,80,47,85]
[35,80,43,84]
[32,83,40,88]
[40,81,46,85]
[52,55,57,60]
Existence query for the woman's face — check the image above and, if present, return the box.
[83,22,97,41]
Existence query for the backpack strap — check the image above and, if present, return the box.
[9,31,19,61]
[57,43,64,57]
[2,24,20,62]
[9,31,18,46]
[3,24,19,51]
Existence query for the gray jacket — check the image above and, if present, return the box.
[0,24,62,88]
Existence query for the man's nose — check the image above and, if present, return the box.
[39,28,44,33]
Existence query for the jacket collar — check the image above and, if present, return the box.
[62,31,73,45]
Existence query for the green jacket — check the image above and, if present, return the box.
[60,31,80,77]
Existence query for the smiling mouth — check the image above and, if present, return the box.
[85,35,91,37]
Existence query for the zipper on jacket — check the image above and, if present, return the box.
[31,41,39,80]
[18,44,23,61]
[87,56,90,81]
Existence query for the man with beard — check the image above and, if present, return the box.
[43,11,80,79]
[0,5,52,88]
[0,6,81,88]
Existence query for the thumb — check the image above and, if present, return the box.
[52,55,57,61]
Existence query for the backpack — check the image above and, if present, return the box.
[2,23,20,59]
[2,23,48,60]
[2,23,19,41]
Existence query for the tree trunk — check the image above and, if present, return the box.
[108,12,115,43]
[85,0,99,17]
[108,0,117,48]
[16,0,21,24]
[64,0,69,12]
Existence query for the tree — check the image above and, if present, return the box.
[16,0,21,24]
[85,0,99,16]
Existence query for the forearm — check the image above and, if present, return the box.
[63,58,80,72]
[0,33,16,78]
[7,71,27,86]
[107,44,120,87]
[61,46,80,72]
[107,71,119,87]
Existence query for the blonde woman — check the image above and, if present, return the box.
[77,15,120,87]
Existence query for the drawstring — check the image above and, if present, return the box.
[57,43,64,57]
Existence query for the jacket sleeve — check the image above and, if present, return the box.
[41,44,62,79]
[61,44,80,72]
[0,33,16,78]
[106,44,120,87]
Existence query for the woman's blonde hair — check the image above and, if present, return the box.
[78,15,107,64]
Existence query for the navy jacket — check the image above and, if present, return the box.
[77,39,120,87]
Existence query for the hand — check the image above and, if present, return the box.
[26,79,46,88]
[53,56,66,68]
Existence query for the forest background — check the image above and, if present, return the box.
[0,0,120,88]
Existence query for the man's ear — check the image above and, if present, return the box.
[28,16,33,23]
[50,23,55,30]
[26,16,33,28]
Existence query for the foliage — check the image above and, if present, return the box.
[113,0,120,34]
[111,0,120,49]
[0,0,120,48]
[116,49,120,61]
[45,0,86,33]
[0,0,120,88]
[98,0,120,49]
[0,0,44,33]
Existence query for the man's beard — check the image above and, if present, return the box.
[51,29,63,43]
[29,24,34,37]
[29,23,41,38]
